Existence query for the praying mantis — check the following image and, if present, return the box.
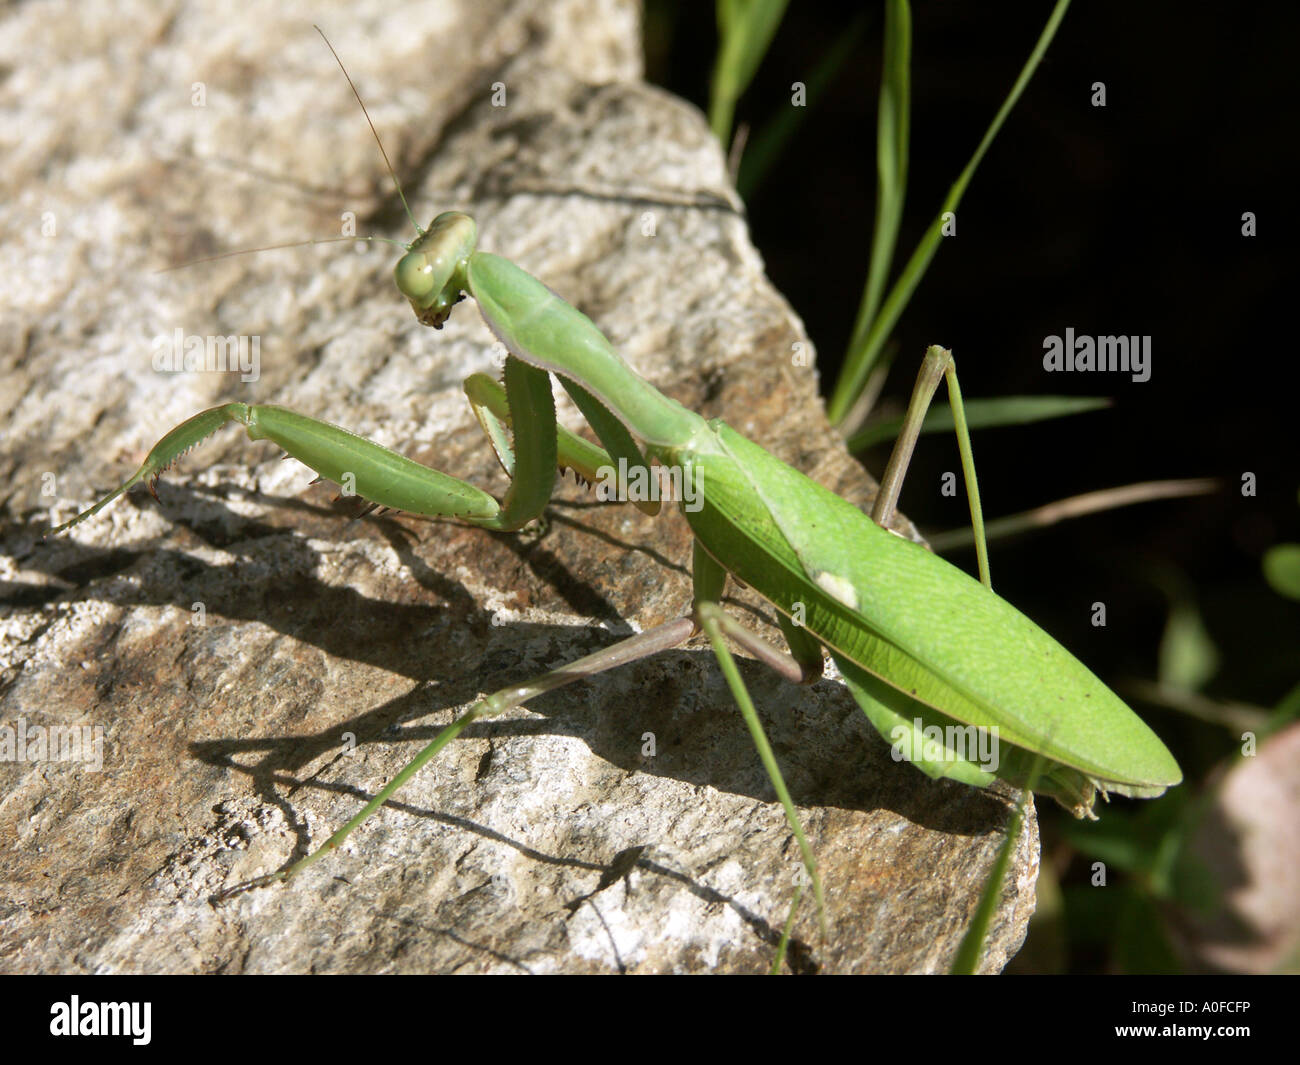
[45,34,1181,944]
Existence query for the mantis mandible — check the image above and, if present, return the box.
[49,33,1181,927]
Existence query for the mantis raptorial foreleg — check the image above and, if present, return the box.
[49,357,646,538]
[463,372,660,516]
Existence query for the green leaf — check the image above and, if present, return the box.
[851,0,910,353]
[1158,591,1220,692]
[848,394,1108,452]
[1263,543,1300,601]
[708,0,791,145]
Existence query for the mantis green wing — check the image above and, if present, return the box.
[458,238,1179,813]
[683,420,1181,815]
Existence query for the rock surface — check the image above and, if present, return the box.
[0,0,1036,973]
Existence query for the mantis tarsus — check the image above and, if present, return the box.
[49,33,1181,936]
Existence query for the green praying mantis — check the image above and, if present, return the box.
[48,36,1180,931]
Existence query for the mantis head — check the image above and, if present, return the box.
[395,211,478,329]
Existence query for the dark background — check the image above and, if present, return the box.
[645,1,1297,732]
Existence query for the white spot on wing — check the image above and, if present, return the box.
[815,571,859,610]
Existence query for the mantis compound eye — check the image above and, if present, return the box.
[394,251,438,301]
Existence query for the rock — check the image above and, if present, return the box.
[0,0,1035,973]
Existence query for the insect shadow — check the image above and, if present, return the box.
[24,483,1016,827]
[20,484,1011,962]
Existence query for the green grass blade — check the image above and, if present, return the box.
[709,0,791,146]
[736,12,869,199]
[769,881,804,974]
[848,0,911,356]
[830,0,1074,426]
[951,774,1037,974]
[847,394,1108,452]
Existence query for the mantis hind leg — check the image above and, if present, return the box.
[214,616,697,900]
[694,600,826,944]
[871,345,992,588]
[691,542,824,947]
